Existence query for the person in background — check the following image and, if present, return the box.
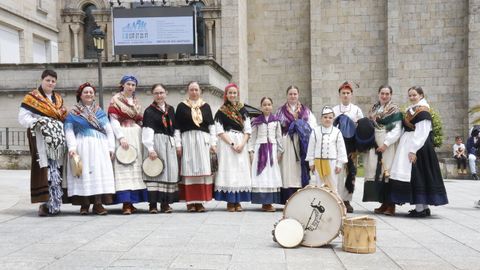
[453,136,467,175]
[466,129,480,180]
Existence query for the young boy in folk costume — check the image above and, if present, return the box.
[333,81,364,213]
[306,106,348,193]
[18,69,67,216]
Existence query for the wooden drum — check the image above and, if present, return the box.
[342,216,376,254]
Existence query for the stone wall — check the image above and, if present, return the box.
[387,0,468,152]
[310,0,387,120]
[220,0,249,101]
[247,0,311,108]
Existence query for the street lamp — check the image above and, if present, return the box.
[92,27,105,108]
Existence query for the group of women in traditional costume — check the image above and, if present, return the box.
[20,70,448,217]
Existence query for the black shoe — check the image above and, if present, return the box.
[425,208,431,216]
[473,174,479,180]
[407,209,428,217]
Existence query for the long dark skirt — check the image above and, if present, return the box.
[389,135,449,205]
[27,129,49,203]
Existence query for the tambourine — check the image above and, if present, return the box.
[272,218,304,248]
[142,157,164,178]
[115,145,137,165]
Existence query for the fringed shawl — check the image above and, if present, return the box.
[107,93,143,125]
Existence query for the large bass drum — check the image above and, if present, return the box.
[283,185,346,247]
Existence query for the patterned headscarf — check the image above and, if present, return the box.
[120,75,138,86]
[76,82,96,102]
[223,83,239,102]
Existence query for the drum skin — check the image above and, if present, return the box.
[115,145,137,165]
[273,218,304,248]
[283,186,346,247]
[142,157,164,178]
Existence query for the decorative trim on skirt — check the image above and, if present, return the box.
[251,187,281,204]
[145,181,179,204]
[214,190,251,203]
[113,189,148,204]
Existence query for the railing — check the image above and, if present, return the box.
[0,128,28,151]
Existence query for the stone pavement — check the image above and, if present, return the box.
[0,170,480,270]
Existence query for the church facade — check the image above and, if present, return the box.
[1,0,479,154]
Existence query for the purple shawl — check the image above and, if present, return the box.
[252,114,279,175]
[277,103,310,135]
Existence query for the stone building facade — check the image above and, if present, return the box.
[1,0,480,154]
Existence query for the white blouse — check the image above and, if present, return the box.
[333,103,364,122]
[248,117,284,153]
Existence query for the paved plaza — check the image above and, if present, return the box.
[0,170,479,270]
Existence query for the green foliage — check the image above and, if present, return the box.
[400,104,443,148]
[431,108,443,148]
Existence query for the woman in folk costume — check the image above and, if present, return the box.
[333,81,364,213]
[108,75,147,215]
[175,81,216,212]
[142,84,180,214]
[276,85,317,204]
[18,69,67,216]
[306,106,348,192]
[389,86,448,217]
[361,85,403,216]
[64,82,115,215]
[248,97,284,212]
[214,83,252,212]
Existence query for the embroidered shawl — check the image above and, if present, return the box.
[217,101,245,130]
[107,92,143,124]
[20,88,67,121]
[277,102,310,135]
[69,101,107,135]
[367,101,402,131]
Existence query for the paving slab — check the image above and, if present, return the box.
[0,170,480,269]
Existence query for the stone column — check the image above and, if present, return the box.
[70,24,81,62]
[220,0,248,100]
[205,19,215,58]
[469,0,480,127]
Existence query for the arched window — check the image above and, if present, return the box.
[83,4,97,59]
[189,1,206,56]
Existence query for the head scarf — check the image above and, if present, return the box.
[183,98,206,127]
[223,83,239,102]
[76,82,96,103]
[120,75,138,86]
